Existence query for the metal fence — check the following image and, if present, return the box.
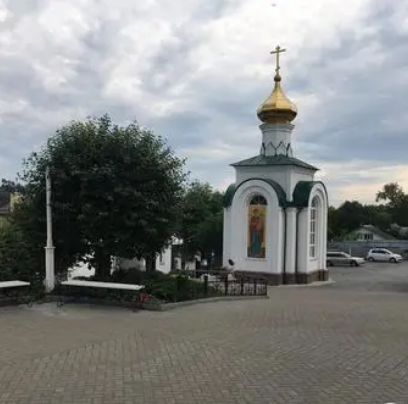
[328,241,408,259]
[200,275,268,297]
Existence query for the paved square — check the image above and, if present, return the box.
[1,263,408,404]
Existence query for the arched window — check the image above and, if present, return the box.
[247,195,267,258]
[309,196,319,258]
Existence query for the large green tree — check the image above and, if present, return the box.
[16,114,187,279]
[376,182,408,226]
[176,181,224,262]
[376,183,407,208]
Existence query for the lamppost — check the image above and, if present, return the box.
[45,166,55,292]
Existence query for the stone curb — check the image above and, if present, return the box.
[141,295,270,311]
[0,298,27,307]
[277,279,336,288]
[41,295,136,309]
[25,294,269,312]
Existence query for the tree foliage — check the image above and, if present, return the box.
[0,220,32,281]
[15,114,187,279]
[176,180,224,261]
[0,178,25,206]
[376,182,408,226]
[376,183,407,207]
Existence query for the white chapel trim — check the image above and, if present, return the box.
[309,196,319,258]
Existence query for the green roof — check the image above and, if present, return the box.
[231,154,319,171]
[223,178,287,208]
[224,179,328,209]
[223,183,237,208]
[292,181,328,208]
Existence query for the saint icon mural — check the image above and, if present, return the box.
[247,195,267,258]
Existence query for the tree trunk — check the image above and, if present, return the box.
[145,253,156,272]
[93,248,112,280]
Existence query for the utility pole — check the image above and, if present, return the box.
[45,166,55,292]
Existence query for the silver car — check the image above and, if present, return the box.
[326,252,365,267]
[366,248,402,263]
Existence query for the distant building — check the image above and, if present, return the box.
[0,193,22,219]
[0,193,19,226]
[0,202,9,217]
[347,225,397,242]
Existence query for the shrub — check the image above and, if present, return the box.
[111,269,214,302]
[0,220,33,281]
[62,268,223,303]
[0,220,46,300]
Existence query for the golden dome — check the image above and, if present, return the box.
[257,45,297,125]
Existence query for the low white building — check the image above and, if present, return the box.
[348,225,397,242]
[69,238,183,278]
[222,46,329,285]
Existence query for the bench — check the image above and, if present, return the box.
[0,281,32,307]
[57,280,145,310]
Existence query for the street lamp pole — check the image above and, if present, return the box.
[45,166,55,292]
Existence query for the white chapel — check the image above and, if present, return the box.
[223,46,329,285]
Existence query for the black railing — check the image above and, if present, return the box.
[193,275,268,298]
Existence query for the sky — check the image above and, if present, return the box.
[0,0,407,207]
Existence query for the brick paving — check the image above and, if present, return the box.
[1,264,408,403]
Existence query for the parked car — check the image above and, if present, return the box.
[326,252,365,267]
[366,248,402,263]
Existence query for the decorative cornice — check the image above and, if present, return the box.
[261,141,293,157]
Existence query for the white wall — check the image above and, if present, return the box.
[260,123,294,157]
[297,208,309,273]
[304,183,328,274]
[69,245,174,279]
[235,165,314,202]
[118,245,173,274]
[223,206,232,266]
[296,183,328,275]
[235,166,286,191]
[155,246,172,273]
[288,170,315,200]
[227,179,284,275]
[185,260,196,270]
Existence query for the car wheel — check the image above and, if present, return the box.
[367,257,374,262]
[350,260,358,267]
[327,260,333,267]
[390,257,397,263]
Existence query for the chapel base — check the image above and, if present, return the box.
[233,269,329,286]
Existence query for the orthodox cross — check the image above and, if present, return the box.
[270,45,286,75]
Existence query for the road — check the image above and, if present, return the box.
[327,260,408,292]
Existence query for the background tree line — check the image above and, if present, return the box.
[328,183,408,241]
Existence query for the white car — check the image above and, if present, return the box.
[366,248,402,263]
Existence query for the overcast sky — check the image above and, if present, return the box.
[0,0,407,207]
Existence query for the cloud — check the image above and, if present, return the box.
[0,0,407,207]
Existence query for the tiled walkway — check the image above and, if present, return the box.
[1,263,408,404]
